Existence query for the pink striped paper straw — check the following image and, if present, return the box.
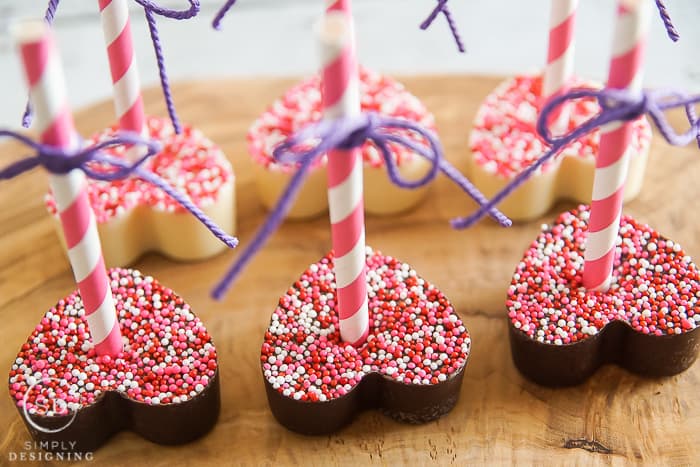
[543,0,578,130]
[14,20,123,356]
[326,0,350,13]
[583,0,652,291]
[317,11,369,347]
[98,0,146,137]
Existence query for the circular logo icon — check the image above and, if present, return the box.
[22,377,78,434]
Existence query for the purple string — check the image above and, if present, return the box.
[211,113,511,299]
[212,0,464,53]
[24,1,200,134]
[0,130,238,249]
[212,0,237,30]
[654,0,680,41]
[420,0,465,53]
[456,87,700,229]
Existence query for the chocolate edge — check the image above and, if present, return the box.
[262,365,465,436]
[508,315,700,387]
[13,369,220,453]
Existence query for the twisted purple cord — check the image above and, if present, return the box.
[456,87,700,228]
[211,113,511,299]
[0,130,238,249]
[212,0,464,53]
[654,0,680,41]
[142,7,181,134]
[133,0,200,134]
[212,0,237,30]
[420,0,465,53]
[25,0,199,133]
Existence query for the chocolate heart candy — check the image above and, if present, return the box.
[469,74,652,221]
[8,268,220,452]
[261,247,469,434]
[45,116,236,267]
[507,206,700,386]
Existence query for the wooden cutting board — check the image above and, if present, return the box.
[1,76,698,465]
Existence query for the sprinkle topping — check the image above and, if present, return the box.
[507,206,700,345]
[248,67,437,172]
[470,74,652,178]
[9,268,217,415]
[261,247,470,403]
[45,116,233,222]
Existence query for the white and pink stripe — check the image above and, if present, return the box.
[15,21,123,356]
[543,0,577,129]
[318,9,369,347]
[325,0,348,12]
[583,0,652,291]
[98,0,145,136]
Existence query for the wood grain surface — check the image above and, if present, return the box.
[0,76,698,466]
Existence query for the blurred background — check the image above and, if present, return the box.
[1,0,698,127]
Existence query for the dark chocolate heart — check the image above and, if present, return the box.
[8,268,220,452]
[260,247,469,434]
[507,205,700,386]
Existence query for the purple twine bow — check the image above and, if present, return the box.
[457,87,700,229]
[0,129,238,249]
[211,112,511,299]
[420,0,465,53]
[24,0,200,134]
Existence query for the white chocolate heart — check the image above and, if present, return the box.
[248,68,436,219]
[46,117,235,267]
[468,74,652,221]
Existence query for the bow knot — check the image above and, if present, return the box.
[460,87,700,229]
[598,90,647,119]
[37,146,104,175]
[0,130,238,249]
[271,113,452,192]
[538,88,700,148]
[340,112,382,151]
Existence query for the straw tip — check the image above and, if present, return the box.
[314,11,352,44]
[10,19,49,45]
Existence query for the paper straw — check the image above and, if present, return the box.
[317,11,369,347]
[98,0,146,138]
[543,0,578,131]
[583,0,652,291]
[14,20,123,356]
[326,0,350,13]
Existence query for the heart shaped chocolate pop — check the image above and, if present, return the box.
[261,248,469,434]
[9,268,220,452]
[6,22,232,454]
[507,206,700,386]
[212,11,511,435]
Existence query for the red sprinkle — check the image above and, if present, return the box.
[8,268,217,415]
[507,205,700,345]
[261,247,470,402]
[248,67,437,172]
[470,74,652,179]
[45,116,233,222]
